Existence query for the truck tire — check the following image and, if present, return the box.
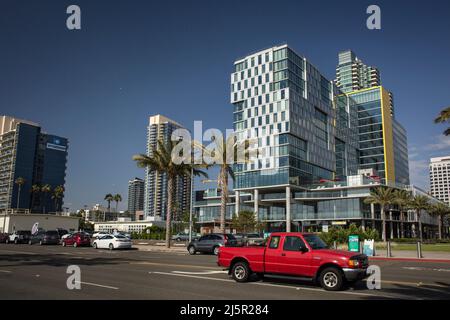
[188,245,196,255]
[231,261,250,283]
[319,267,344,291]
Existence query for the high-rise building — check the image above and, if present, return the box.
[0,116,68,212]
[430,156,450,205]
[231,44,358,190]
[344,86,410,185]
[144,115,191,220]
[335,50,380,93]
[127,177,144,215]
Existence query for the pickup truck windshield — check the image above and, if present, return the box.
[303,234,328,250]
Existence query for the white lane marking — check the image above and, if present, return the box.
[402,266,450,273]
[172,270,228,275]
[151,271,404,299]
[75,281,119,290]
[0,270,12,273]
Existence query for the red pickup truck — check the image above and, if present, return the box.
[218,232,368,291]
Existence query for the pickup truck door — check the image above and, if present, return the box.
[263,235,283,273]
[277,236,314,277]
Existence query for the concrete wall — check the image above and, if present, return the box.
[0,214,79,233]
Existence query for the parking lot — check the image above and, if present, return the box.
[0,243,449,300]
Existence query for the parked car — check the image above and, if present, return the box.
[61,232,91,247]
[29,230,60,245]
[92,231,110,238]
[187,233,237,255]
[172,232,201,242]
[6,230,31,244]
[0,233,8,243]
[56,228,69,239]
[218,232,369,291]
[92,234,132,250]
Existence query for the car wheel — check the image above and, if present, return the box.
[188,246,196,255]
[93,242,98,249]
[5,239,9,244]
[62,241,66,247]
[109,243,114,250]
[176,238,181,242]
[319,267,344,291]
[28,240,32,245]
[231,261,250,283]
[39,241,43,245]
[14,239,18,244]
[213,246,220,255]
[73,242,78,248]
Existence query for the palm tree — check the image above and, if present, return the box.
[409,195,430,242]
[364,187,395,241]
[434,106,450,136]
[30,184,41,212]
[133,138,208,248]
[51,186,65,213]
[41,184,51,214]
[429,202,450,240]
[104,194,113,212]
[14,177,26,209]
[113,194,122,215]
[196,135,254,233]
[393,189,412,238]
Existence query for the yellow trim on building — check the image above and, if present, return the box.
[380,87,395,184]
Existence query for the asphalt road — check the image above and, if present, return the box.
[0,243,449,300]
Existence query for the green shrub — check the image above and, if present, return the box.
[318,224,380,246]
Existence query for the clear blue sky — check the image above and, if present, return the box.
[1,0,450,211]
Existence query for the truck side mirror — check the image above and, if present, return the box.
[299,245,308,253]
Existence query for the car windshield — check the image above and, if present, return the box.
[246,234,260,238]
[303,234,328,250]
[115,235,127,239]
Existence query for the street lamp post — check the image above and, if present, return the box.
[189,167,194,243]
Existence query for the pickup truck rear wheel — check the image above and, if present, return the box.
[319,267,344,291]
[231,261,250,283]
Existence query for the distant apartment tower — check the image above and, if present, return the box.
[127,177,144,214]
[143,115,191,220]
[335,50,380,93]
[0,116,68,212]
[430,156,450,205]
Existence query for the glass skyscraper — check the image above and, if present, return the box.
[0,116,68,212]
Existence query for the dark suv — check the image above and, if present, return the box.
[29,230,60,245]
[187,233,237,255]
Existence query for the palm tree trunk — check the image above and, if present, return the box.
[400,211,405,238]
[219,166,228,233]
[17,185,21,209]
[438,215,442,240]
[381,207,386,242]
[166,176,174,248]
[417,211,423,242]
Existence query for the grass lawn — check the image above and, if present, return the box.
[374,243,450,252]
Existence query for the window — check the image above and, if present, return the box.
[283,236,306,251]
[269,236,280,249]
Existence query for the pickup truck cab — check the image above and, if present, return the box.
[218,232,368,291]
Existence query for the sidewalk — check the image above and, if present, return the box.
[370,249,450,263]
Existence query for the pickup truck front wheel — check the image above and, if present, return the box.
[231,261,250,283]
[319,267,344,291]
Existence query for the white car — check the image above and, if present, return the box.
[92,234,132,250]
[92,231,110,238]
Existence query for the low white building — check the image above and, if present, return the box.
[94,220,165,234]
[0,212,79,233]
